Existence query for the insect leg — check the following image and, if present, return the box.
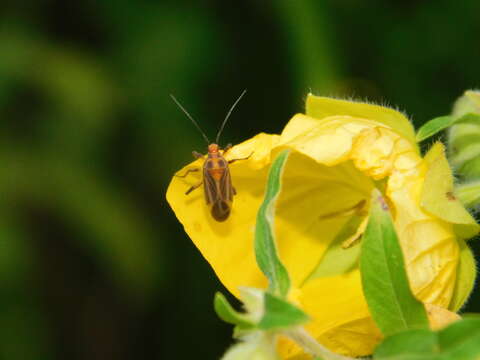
[175,168,200,178]
[223,143,233,153]
[186,181,203,195]
[341,234,362,249]
[192,151,204,159]
[228,152,254,164]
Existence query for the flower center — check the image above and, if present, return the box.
[274,152,374,287]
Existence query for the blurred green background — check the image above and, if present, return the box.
[1,1,480,359]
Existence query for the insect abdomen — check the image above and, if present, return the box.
[211,200,231,222]
[203,152,234,221]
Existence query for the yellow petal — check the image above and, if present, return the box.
[306,94,418,148]
[400,219,458,307]
[278,114,380,166]
[386,153,460,307]
[166,133,279,297]
[425,303,461,330]
[276,337,309,360]
[167,122,375,293]
[421,142,480,239]
[449,239,477,311]
[277,114,319,145]
[279,271,381,358]
[350,127,418,180]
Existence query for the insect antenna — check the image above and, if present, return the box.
[215,89,247,144]
[170,94,210,145]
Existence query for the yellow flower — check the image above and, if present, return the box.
[166,95,479,357]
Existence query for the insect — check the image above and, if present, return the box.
[170,90,251,222]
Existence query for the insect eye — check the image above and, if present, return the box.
[217,159,226,167]
[206,161,214,169]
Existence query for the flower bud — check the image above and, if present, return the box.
[222,333,280,360]
[448,90,480,181]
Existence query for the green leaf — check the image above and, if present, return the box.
[416,116,454,142]
[360,189,429,337]
[374,329,438,360]
[448,239,476,311]
[416,113,480,142]
[438,318,480,358]
[214,292,255,329]
[374,318,480,360]
[255,149,291,298]
[257,292,309,331]
[304,215,363,282]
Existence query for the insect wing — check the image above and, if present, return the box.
[219,166,234,202]
[212,166,234,221]
[203,166,218,205]
[203,163,233,222]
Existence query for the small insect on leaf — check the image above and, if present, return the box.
[171,91,250,222]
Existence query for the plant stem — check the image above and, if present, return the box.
[283,327,358,360]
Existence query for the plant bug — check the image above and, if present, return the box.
[170,90,251,222]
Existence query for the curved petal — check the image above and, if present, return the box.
[449,239,477,311]
[425,303,461,330]
[278,114,381,166]
[421,142,480,239]
[400,219,458,307]
[166,133,279,297]
[279,271,381,358]
[306,94,418,148]
[386,147,460,308]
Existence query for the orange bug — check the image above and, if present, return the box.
[170,90,250,222]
